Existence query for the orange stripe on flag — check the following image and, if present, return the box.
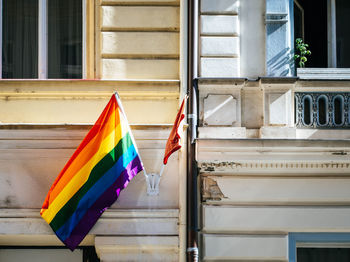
[41,98,120,211]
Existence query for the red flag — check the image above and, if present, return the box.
[163,96,188,165]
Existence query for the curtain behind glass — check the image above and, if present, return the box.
[2,0,38,78]
[336,0,350,68]
[48,0,82,79]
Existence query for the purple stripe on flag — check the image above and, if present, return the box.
[63,156,142,251]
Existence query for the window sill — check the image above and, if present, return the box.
[0,79,179,100]
[297,68,350,80]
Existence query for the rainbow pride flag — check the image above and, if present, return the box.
[40,93,143,251]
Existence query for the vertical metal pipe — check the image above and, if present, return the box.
[193,0,199,79]
[0,0,3,78]
[82,0,87,79]
[38,0,48,79]
[328,0,337,68]
[187,0,199,261]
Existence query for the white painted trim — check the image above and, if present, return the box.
[328,0,337,68]
[297,67,350,79]
[0,0,2,79]
[289,233,350,262]
[38,0,48,79]
[193,0,199,78]
[294,0,305,40]
[82,0,87,79]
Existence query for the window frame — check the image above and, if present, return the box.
[0,0,86,79]
[289,233,350,262]
[294,0,346,69]
[327,0,337,68]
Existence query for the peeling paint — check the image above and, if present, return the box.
[202,177,226,201]
[205,166,215,172]
[199,161,241,173]
[332,151,348,156]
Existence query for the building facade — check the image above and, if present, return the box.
[0,0,186,261]
[1,0,350,261]
[194,0,350,261]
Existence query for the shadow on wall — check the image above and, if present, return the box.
[267,47,292,76]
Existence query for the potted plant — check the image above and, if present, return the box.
[294,38,311,68]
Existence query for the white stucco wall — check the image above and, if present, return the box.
[240,0,266,77]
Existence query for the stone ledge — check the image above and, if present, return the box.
[198,127,246,139]
[0,209,179,236]
[297,68,350,80]
[95,236,178,262]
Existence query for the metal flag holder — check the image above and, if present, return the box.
[142,94,187,196]
[115,92,162,196]
[144,164,164,196]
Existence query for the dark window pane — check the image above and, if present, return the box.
[83,247,100,262]
[334,96,344,125]
[318,96,327,125]
[294,0,327,68]
[336,0,350,68]
[2,0,38,78]
[48,0,82,79]
[298,247,350,262]
[294,4,302,37]
[303,96,312,125]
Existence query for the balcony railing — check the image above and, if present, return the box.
[295,92,350,128]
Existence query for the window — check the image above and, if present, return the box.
[0,0,83,79]
[289,233,350,262]
[294,0,350,68]
[298,247,350,262]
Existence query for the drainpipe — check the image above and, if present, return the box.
[187,0,198,260]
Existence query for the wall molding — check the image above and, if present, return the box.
[199,161,350,174]
[0,80,179,100]
[0,209,179,236]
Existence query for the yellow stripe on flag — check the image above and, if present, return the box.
[42,119,129,223]
[48,109,118,204]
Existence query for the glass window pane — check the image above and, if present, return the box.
[48,0,82,79]
[297,247,350,262]
[293,0,328,68]
[336,0,350,68]
[2,0,38,78]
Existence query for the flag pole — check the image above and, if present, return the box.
[159,163,165,177]
[114,92,148,178]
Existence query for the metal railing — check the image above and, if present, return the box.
[295,92,350,128]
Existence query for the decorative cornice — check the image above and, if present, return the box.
[198,161,350,174]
